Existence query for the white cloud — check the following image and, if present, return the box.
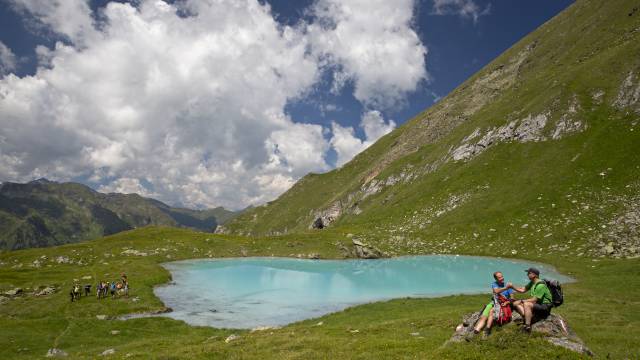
[0,0,424,210]
[309,0,428,108]
[8,0,96,44]
[0,42,17,75]
[98,177,158,198]
[432,0,491,23]
[330,110,395,167]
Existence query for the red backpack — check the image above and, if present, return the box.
[494,294,513,325]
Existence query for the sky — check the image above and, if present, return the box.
[0,0,574,210]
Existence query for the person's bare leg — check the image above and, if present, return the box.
[474,316,487,333]
[513,302,525,317]
[523,302,534,330]
[486,308,494,329]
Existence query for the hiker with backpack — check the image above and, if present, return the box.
[510,267,562,333]
[472,271,515,337]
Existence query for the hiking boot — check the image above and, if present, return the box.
[481,328,491,339]
[521,325,532,334]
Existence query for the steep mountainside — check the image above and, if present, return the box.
[222,0,640,260]
[0,179,236,249]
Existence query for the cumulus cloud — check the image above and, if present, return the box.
[98,177,158,198]
[330,110,395,167]
[8,0,96,44]
[432,0,491,23]
[0,42,17,74]
[309,0,428,108]
[0,0,424,209]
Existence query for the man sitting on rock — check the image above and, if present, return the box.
[510,267,553,333]
[472,271,515,337]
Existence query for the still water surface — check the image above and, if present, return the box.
[154,256,571,329]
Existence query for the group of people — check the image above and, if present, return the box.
[472,267,554,337]
[70,273,130,302]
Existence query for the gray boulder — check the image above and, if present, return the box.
[35,286,56,297]
[4,288,23,296]
[352,239,384,259]
[448,311,592,356]
[46,348,68,357]
[100,348,116,356]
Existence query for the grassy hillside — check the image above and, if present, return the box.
[0,227,637,359]
[0,180,237,250]
[222,0,640,264]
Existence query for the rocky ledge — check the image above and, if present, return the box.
[448,311,593,356]
[336,238,387,259]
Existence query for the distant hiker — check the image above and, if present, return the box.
[96,281,104,299]
[84,284,91,297]
[70,284,81,302]
[110,282,117,298]
[101,281,109,298]
[124,281,129,297]
[122,278,129,298]
[473,271,515,337]
[510,267,553,333]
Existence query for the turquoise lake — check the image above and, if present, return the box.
[154,256,571,329]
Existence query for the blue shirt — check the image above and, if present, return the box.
[491,281,514,299]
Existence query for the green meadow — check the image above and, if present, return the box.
[0,227,638,359]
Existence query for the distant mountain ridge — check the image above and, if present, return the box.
[0,179,237,250]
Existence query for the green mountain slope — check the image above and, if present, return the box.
[222,0,640,260]
[0,179,237,250]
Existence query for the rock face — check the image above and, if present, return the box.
[448,311,593,356]
[310,202,343,229]
[614,71,640,113]
[352,239,384,259]
[451,113,549,162]
[336,239,386,259]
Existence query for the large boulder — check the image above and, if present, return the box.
[352,239,384,259]
[448,311,593,356]
[4,288,23,297]
[35,286,56,297]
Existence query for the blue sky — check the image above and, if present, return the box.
[0,0,573,209]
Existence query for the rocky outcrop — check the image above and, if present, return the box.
[448,311,592,356]
[352,239,384,259]
[552,96,586,140]
[46,348,68,358]
[614,71,640,113]
[35,286,56,297]
[335,238,386,259]
[121,249,148,257]
[4,288,23,297]
[451,113,548,161]
[592,191,640,258]
[310,202,343,229]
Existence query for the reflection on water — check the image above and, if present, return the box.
[153,255,571,329]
